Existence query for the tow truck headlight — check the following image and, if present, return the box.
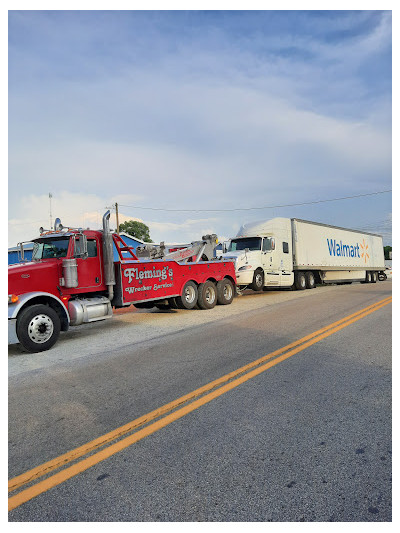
[238,265,253,271]
[8,294,19,304]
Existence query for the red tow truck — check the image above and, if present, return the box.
[8,211,236,353]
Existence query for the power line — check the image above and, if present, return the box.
[119,190,392,213]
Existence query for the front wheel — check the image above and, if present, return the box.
[16,304,61,353]
[216,278,234,305]
[250,269,264,291]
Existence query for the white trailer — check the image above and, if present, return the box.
[220,217,385,291]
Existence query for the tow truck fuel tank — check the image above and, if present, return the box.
[68,296,112,325]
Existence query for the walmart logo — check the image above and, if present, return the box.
[359,239,370,263]
[327,239,361,259]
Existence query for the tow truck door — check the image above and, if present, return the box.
[74,235,103,289]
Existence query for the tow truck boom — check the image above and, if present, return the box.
[135,234,219,263]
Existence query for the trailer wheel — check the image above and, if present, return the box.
[305,271,316,289]
[295,272,306,290]
[364,271,371,283]
[197,280,217,310]
[176,281,198,309]
[16,304,61,353]
[216,278,234,305]
[250,269,264,291]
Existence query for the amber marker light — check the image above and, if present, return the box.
[8,294,19,304]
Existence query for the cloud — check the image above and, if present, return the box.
[8,11,392,248]
[9,192,109,245]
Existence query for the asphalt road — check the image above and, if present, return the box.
[8,281,392,521]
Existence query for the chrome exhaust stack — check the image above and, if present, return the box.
[102,210,115,302]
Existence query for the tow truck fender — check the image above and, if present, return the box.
[8,291,70,323]
[8,292,70,345]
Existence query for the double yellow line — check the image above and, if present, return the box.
[8,296,391,512]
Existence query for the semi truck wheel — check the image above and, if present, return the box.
[295,272,306,290]
[176,281,198,309]
[16,304,61,353]
[250,269,264,291]
[216,278,234,305]
[197,281,217,310]
[371,272,377,283]
[305,271,316,289]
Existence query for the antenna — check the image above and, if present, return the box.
[49,193,53,230]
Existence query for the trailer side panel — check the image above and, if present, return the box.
[291,219,385,271]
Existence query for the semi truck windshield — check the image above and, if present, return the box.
[32,238,70,259]
[228,237,262,252]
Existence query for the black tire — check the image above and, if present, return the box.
[305,271,316,289]
[250,269,264,291]
[176,281,198,309]
[216,278,234,305]
[197,280,217,310]
[371,272,377,283]
[378,272,387,281]
[295,272,306,290]
[16,304,61,353]
[365,271,372,283]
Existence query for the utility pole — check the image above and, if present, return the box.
[115,202,120,235]
[49,193,53,230]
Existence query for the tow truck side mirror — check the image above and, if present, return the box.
[73,234,88,259]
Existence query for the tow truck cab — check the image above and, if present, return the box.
[8,224,112,353]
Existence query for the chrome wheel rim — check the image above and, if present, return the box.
[205,287,216,304]
[28,314,54,344]
[184,286,196,304]
[223,283,233,300]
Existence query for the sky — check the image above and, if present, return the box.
[8,8,393,247]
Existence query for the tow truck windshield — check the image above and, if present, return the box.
[228,237,262,252]
[32,237,70,260]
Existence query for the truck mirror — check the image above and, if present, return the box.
[270,238,275,251]
[74,234,88,259]
[222,241,229,253]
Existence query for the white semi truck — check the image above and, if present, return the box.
[220,218,386,291]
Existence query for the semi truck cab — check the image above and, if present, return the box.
[221,218,294,290]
